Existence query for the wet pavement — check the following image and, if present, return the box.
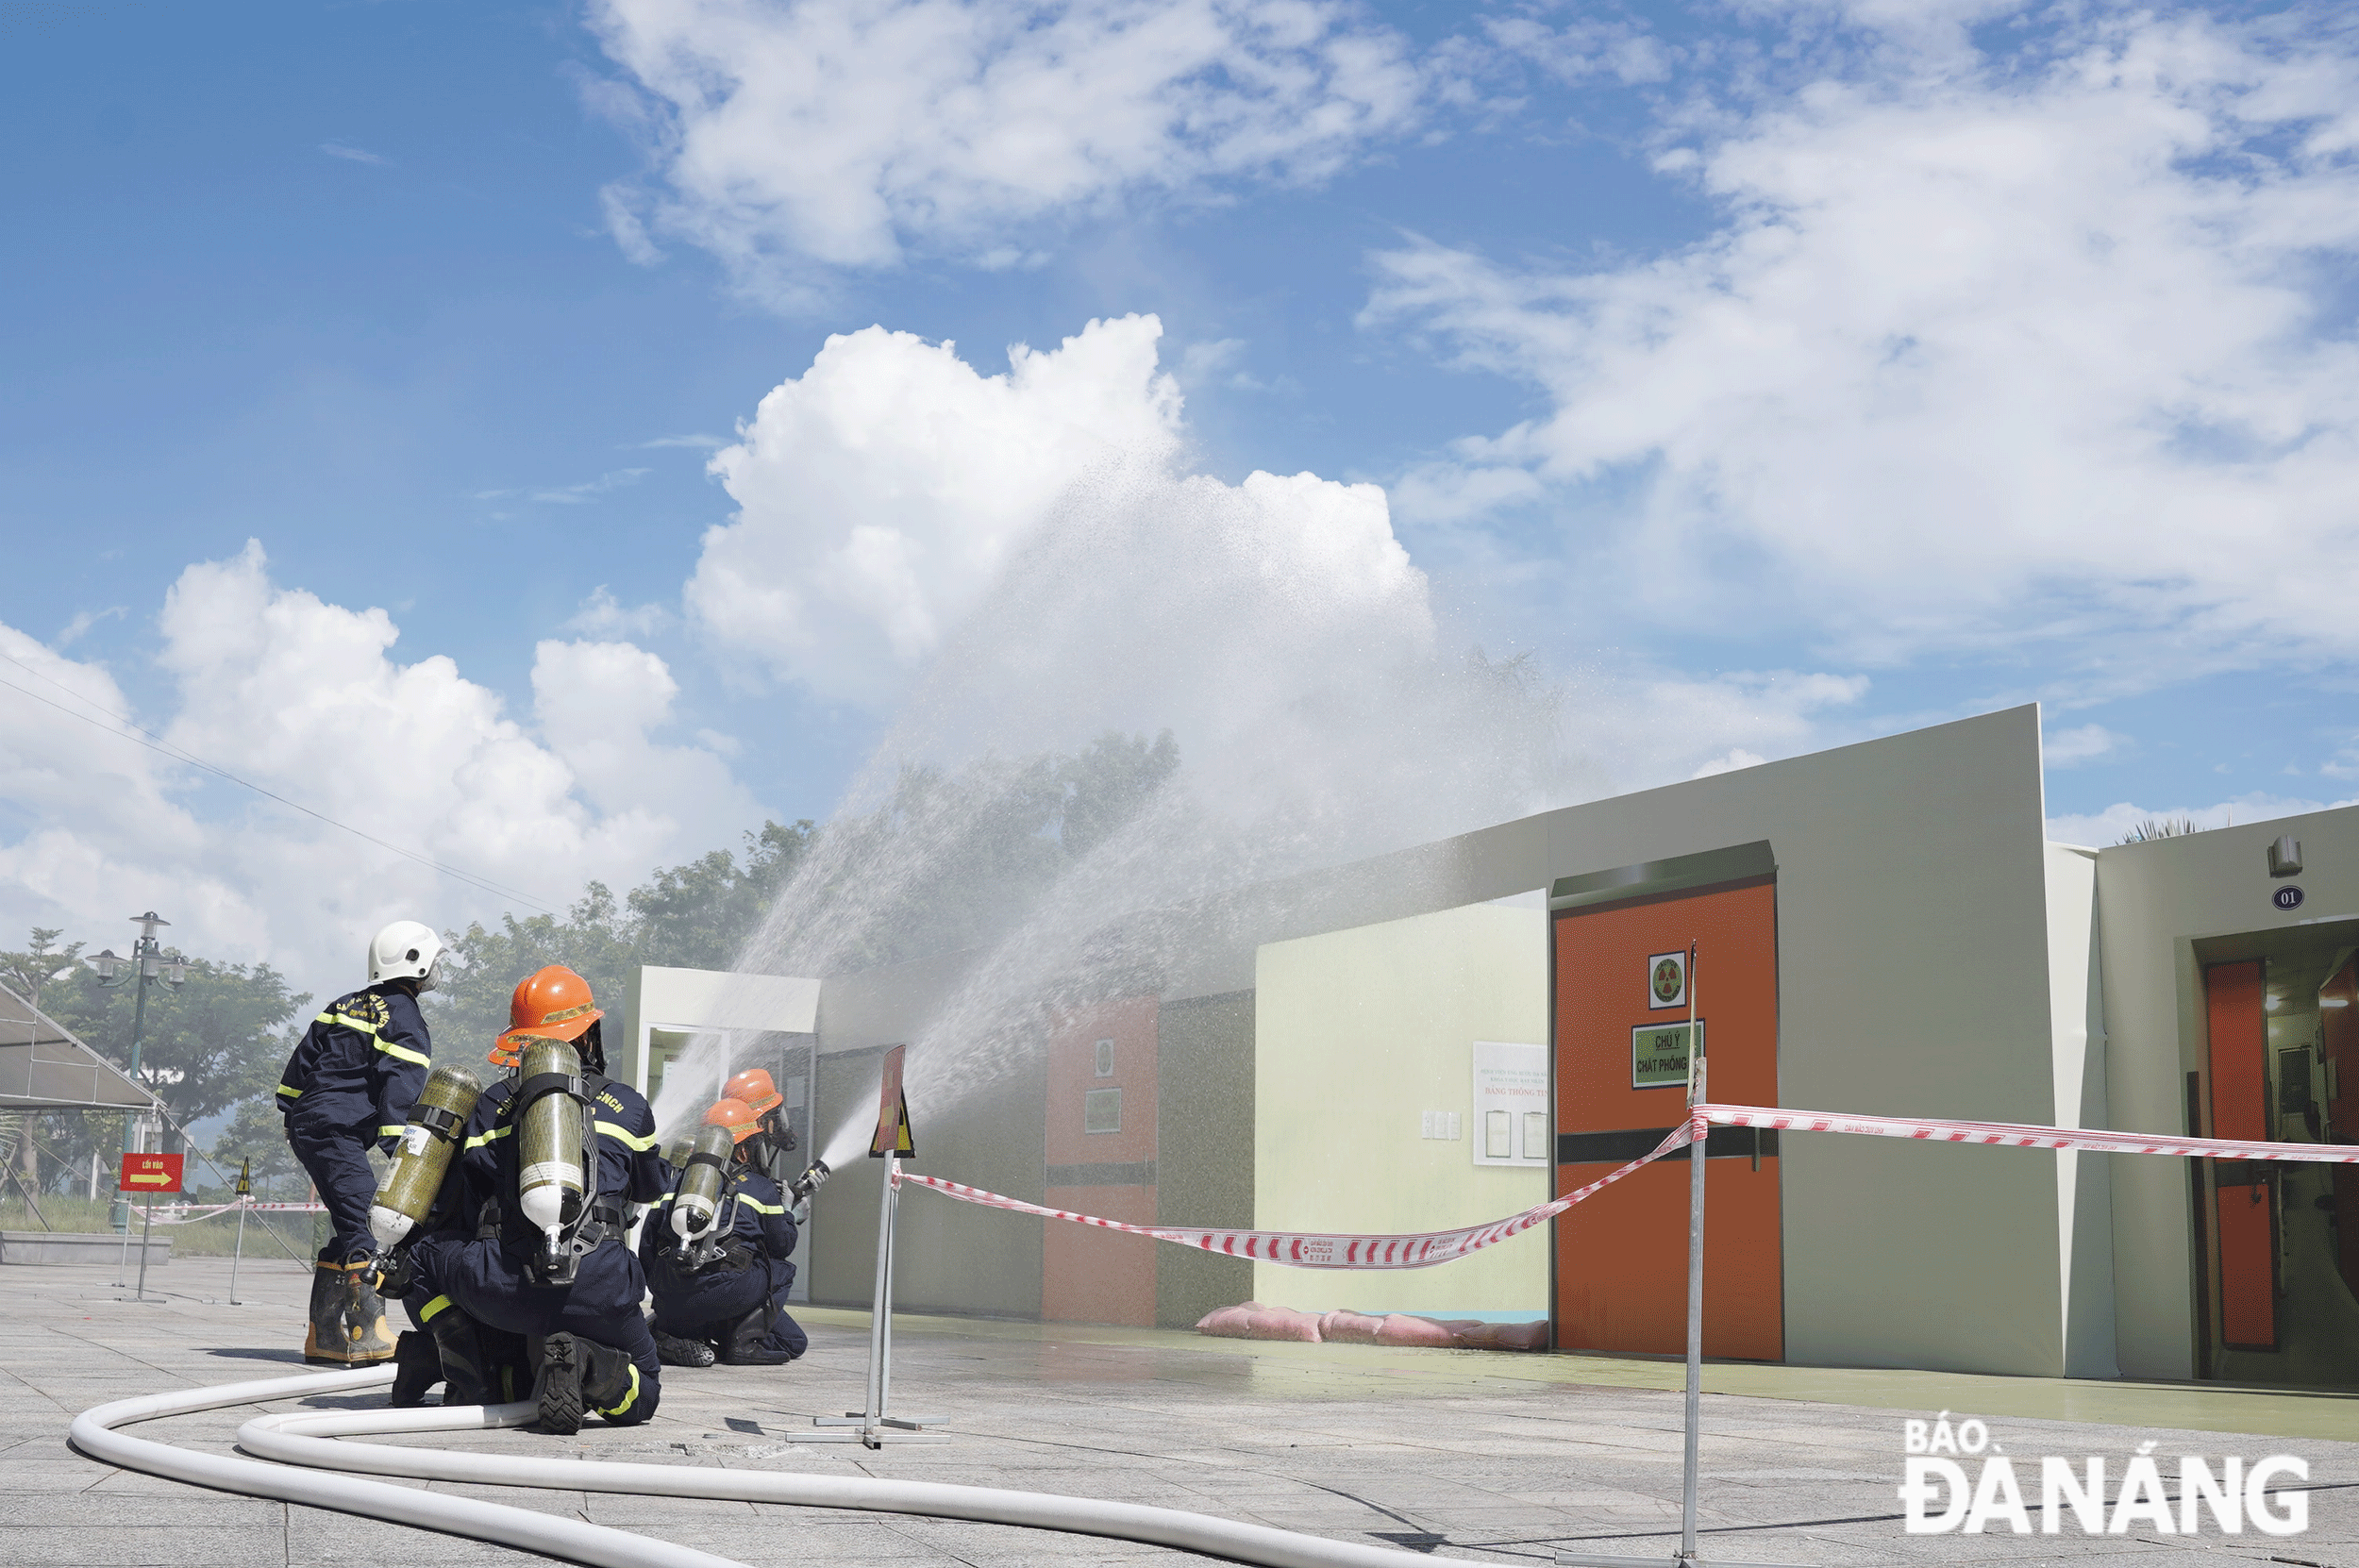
[4,1252,2356,1567]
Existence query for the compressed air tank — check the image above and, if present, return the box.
[669,1124,735,1247]
[516,1039,586,1251]
[367,1064,483,1251]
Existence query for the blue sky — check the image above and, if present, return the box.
[4,0,2356,996]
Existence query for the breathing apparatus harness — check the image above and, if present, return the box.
[497,1059,619,1288]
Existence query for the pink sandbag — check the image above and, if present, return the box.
[1317,1309,1386,1343]
[1243,1306,1324,1342]
[1194,1302,1263,1338]
[1448,1318,1549,1351]
[1372,1313,1457,1347]
[1195,1302,1547,1351]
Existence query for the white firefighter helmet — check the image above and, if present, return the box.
[368,920,445,992]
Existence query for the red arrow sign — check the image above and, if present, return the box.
[119,1153,183,1193]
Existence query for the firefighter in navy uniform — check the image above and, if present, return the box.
[402,966,671,1431]
[641,1096,810,1368]
[277,919,442,1364]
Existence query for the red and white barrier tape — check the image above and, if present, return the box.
[139,1199,327,1225]
[897,1102,2359,1272]
[1697,1103,2359,1162]
[896,1122,1695,1270]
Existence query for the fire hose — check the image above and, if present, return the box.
[75,1100,2356,1566]
[73,1365,1453,1568]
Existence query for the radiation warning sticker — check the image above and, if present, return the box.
[1648,949,1688,1009]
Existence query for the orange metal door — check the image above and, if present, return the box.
[2204,959,2278,1351]
[1041,997,1159,1326]
[1551,879,1782,1359]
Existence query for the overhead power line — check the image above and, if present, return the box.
[0,650,557,914]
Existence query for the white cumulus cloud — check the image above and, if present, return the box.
[687,312,1184,701]
[0,543,763,1002]
[2046,792,2356,849]
[586,0,1426,301]
[1368,7,2359,688]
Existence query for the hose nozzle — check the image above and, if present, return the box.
[787,1159,830,1206]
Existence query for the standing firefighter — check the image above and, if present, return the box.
[276,919,442,1364]
[402,965,672,1431]
[641,1095,811,1367]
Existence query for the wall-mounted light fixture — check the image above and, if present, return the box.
[2268,836,2303,877]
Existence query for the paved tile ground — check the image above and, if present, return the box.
[4,1251,2355,1567]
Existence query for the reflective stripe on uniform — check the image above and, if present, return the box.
[374,1036,430,1067]
[276,1084,301,1099]
[376,1125,405,1139]
[318,1009,379,1037]
[418,1293,453,1323]
[463,1125,513,1151]
[594,1121,657,1150]
[597,1363,641,1417]
[737,1195,785,1215]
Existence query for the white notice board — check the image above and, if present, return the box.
[1471,1041,1549,1167]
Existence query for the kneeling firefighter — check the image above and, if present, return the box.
[641,1096,814,1367]
[399,966,672,1431]
[276,920,442,1365]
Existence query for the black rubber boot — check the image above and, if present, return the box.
[427,1309,494,1406]
[484,1326,531,1403]
[577,1336,650,1425]
[536,1333,588,1435]
[388,1329,443,1408]
[717,1304,796,1366]
[300,1262,338,1364]
[654,1330,715,1368]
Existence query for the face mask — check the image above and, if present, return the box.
[416,955,443,995]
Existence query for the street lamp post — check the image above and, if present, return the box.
[90,911,186,1234]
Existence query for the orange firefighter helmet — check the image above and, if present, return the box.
[723,1068,782,1118]
[491,964,603,1065]
[703,1097,762,1146]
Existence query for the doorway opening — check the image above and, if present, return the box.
[2194,918,2359,1387]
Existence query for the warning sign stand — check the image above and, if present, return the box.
[812,1045,945,1447]
[228,1157,253,1304]
[117,1152,181,1304]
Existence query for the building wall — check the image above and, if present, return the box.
[1252,899,1552,1317]
[806,950,1048,1320]
[1506,705,2073,1375]
[1155,991,1255,1327]
[2094,808,2359,1379]
[2044,843,2120,1378]
[796,704,2123,1376]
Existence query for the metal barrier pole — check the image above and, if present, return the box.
[1681,945,1704,1563]
[134,1192,157,1302]
[866,1155,895,1429]
[813,1153,942,1444]
[229,1199,248,1305]
[1680,1079,1705,1562]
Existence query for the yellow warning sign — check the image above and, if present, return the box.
[868,1044,915,1159]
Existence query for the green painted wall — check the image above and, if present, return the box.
[1252,900,1550,1317]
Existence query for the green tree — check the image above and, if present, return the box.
[792,730,1183,973]
[0,928,86,1194]
[47,953,310,1138]
[426,882,638,1061]
[0,927,84,1014]
[629,819,817,970]
[213,1094,307,1197]
[424,819,820,1057]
